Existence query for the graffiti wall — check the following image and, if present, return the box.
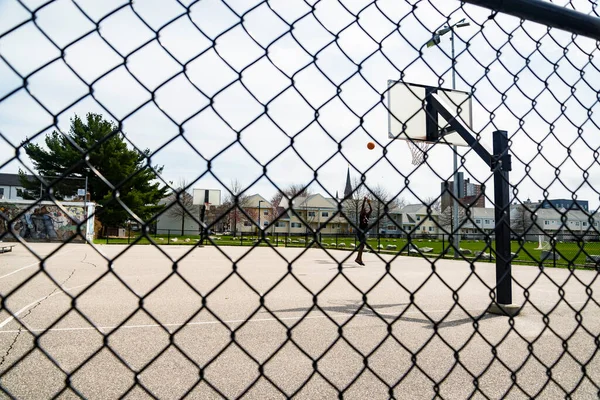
[0,201,95,242]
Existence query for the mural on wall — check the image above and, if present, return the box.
[0,203,87,241]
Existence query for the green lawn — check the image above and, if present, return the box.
[93,234,600,268]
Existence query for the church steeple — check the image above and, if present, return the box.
[344,166,353,199]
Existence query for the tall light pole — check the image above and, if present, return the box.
[426,18,470,258]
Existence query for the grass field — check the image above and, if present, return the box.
[94,233,600,269]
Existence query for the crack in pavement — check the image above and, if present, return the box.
[0,268,77,368]
[79,252,97,269]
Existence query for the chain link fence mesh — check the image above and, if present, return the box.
[1,0,600,398]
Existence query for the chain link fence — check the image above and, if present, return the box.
[1,0,600,398]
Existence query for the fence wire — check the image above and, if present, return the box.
[1,0,600,398]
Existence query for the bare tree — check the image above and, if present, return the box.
[342,177,368,232]
[424,197,442,213]
[511,203,534,239]
[284,183,311,198]
[220,179,250,236]
[367,185,392,235]
[437,204,466,234]
[166,179,197,236]
[270,192,284,234]
[391,194,407,210]
[269,184,313,232]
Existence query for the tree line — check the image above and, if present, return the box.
[17,112,413,236]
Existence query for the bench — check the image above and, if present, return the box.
[0,245,15,254]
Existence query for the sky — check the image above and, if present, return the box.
[1,0,600,211]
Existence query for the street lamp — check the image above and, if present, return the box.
[425,18,471,258]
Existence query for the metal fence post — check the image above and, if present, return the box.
[553,238,557,269]
[442,234,445,256]
[492,130,513,308]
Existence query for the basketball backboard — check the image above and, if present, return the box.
[387,81,473,147]
[192,189,221,206]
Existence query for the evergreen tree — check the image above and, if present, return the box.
[19,113,169,227]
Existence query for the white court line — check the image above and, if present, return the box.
[0,308,485,335]
[0,301,593,335]
[0,248,78,280]
[0,283,89,329]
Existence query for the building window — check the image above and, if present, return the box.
[244,221,251,226]
[475,219,481,224]
[263,221,268,226]
[416,216,421,221]
[291,222,302,228]
[387,225,396,231]
[0,188,4,199]
[583,222,587,227]
[322,212,329,217]
[428,226,434,232]
[308,211,316,217]
[544,221,549,226]
[263,210,268,215]
[576,222,580,226]
[276,222,285,227]
[484,219,490,224]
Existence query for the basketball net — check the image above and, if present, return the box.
[407,141,432,166]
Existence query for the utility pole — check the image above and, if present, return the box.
[426,18,470,258]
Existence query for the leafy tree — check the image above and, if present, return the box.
[19,113,168,227]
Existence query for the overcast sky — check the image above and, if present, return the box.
[1,0,599,210]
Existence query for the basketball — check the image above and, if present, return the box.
[367,142,375,150]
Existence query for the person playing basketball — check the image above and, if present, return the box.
[355,196,372,266]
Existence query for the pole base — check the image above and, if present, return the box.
[487,303,521,317]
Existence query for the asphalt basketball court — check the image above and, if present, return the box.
[0,242,597,399]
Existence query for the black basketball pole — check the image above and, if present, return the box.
[199,191,209,245]
[492,130,512,305]
[430,94,517,314]
[461,0,600,42]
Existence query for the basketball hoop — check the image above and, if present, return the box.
[407,141,432,165]
[387,81,475,167]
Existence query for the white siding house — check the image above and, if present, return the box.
[0,174,26,200]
